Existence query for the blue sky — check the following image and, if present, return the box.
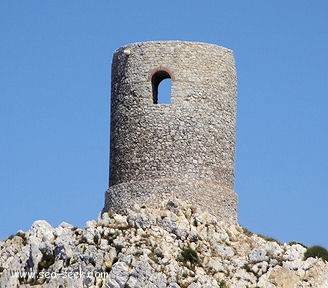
[1,1,328,247]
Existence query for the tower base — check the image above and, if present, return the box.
[103,177,237,224]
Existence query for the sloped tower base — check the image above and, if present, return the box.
[104,177,238,224]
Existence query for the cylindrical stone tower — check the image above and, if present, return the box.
[103,41,238,224]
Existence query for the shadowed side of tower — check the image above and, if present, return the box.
[103,41,238,224]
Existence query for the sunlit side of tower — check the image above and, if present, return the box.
[103,41,238,224]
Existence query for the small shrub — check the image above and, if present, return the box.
[288,241,307,248]
[70,259,78,265]
[177,247,199,265]
[241,264,251,272]
[304,245,328,262]
[115,244,124,254]
[7,232,27,246]
[16,231,28,245]
[242,227,253,237]
[257,233,280,244]
[38,253,55,270]
[217,279,228,288]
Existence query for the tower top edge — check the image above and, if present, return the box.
[114,40,233,54]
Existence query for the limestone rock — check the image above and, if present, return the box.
[0,199,327,288]
[248,248,269,263]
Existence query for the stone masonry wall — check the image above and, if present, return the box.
[103,41,238,224]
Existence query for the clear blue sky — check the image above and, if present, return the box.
[1,1,328,247]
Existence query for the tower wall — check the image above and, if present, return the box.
[103,41,238,224]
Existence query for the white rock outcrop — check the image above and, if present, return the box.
[0,200,327,287]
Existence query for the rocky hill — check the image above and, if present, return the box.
[1,199,327,287]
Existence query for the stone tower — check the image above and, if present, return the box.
[103,41,238,224]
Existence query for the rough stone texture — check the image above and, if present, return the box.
[103,41,238,224]
[1,199,327,288]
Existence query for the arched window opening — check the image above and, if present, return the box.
[157,78,172,104]
[152,70,172,104]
